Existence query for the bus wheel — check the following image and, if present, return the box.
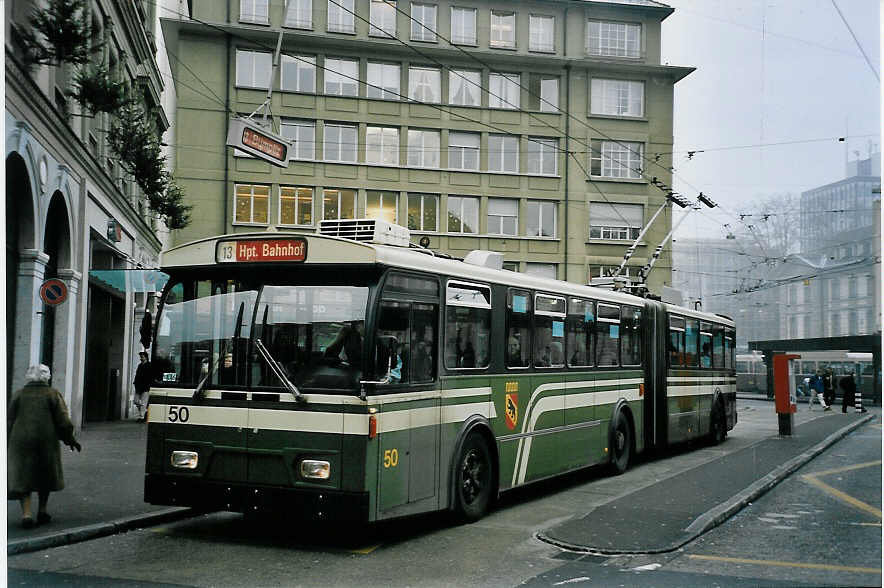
[455,433,492,522]
[609,412,632,475]
[709,402,726,445]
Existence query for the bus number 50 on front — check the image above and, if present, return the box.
[383,448,399,468]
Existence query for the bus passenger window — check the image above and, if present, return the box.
[699,322,713,368]
[445,282,491,370]
[534,294,566,368]
[377,301,411,383]
[669,316,686,367]
[620,306,642,366]
[507,289,532,368]
[411,303,437,383]
[595,304,620,367]
[567,298,594,367]
[712,324,725,369]
[684,319,699,367]
[725,329,735,369]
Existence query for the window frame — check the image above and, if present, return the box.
[407,129,441,168]
[534,293,566,368]
[448,131,480,171]
[528,14,555,52]
[488,73,521,109]
[487,134,519,173]
[487,198,519,236]
[450,6,477,45]
[280,55,316,93]
[590,78,645,118]
[407,193,439,232]
[411,2,437,42]
[366,190,399,224]
[235,49,272,89]
[586,19,641,58]
[446,195,479,234]
[506,288,533,369]
[324,57,359,96]
[490,10,515,48]
[448,69,482,107]
[595,303,621,367]
[408,66,442,103]
[526,137,558,176]
[323,122,358,163]
[369,0,397,37]
[526,200,556,238]
[284,0,313,28]
[322,188,358,221]
[590,139,644,179]
[566,297,594,367]
[280,119,316,160]
[365,126,400,166]
[278,185,314,227]
[240,0,269,23]
[366,61,401,100]
[327,0,356,33]
[444,280,492,371]
[234,183,270,225]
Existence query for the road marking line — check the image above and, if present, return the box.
[351,544,381,554]
[851,522,882,527]
[800,461,882,519]
[688,555,880,574]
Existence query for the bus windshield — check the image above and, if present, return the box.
[153,275,370,393]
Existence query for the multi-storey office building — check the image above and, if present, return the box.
[162,0,692,291]
[5,0,170,426]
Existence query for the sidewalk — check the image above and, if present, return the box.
[7,420,192,555]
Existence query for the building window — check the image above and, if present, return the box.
[525,263,556,279]
[236,50,272,88]
[280,186,314,225]
[367,190,398,223]
[448,131,479,171]
[411,3,437,41]
[590,265,638,280]
[449,69,481,106]
[502,261,519,272]
[408,193,438,231]
[589,202,642,240]
[451,6,476,45]
[366,126,399,165]
[280,55,316,93]
[285,0,313,28]
[366,62,400,99]
[490,11,515,48]
[526,137,557,175]
[407,129,440,168]
[323,188,357,220]
[526,201,556,237]
[587,20,641,58]
[488,134,519,173]
[369,0,396,37]
[408,66,441,103]
[328,0,355,32]
[488,198,518,236]
[323,123,358,162]
[240,0,269,23]
[235,184,270,224]
[280,119,315,160]
[324,58,359,96]
[529,15,554,52]
[528,74,558,112]
[590,139,643,179]
[489,73,520,109]
[591,79,644,117]
[447,195,478,233]
[848,275,858,297]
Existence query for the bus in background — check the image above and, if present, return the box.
[736,352,766,394]
[144,220,737,523]
[736,350,873,400]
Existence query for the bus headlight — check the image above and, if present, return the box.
[300,459,330,480]
[171,451,198,469]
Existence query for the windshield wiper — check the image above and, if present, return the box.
[193,346,223,400]
[254,338,305,403]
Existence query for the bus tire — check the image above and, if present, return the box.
[609,411,632,475]
[454,432,492,523]
[709,401,726,446]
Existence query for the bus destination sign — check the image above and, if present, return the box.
[226,118,291,167]
[216,239,307,263]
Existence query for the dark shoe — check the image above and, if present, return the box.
[21,517,35,529]
[37,512,51,525]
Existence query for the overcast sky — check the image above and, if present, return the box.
[658,0,880,239]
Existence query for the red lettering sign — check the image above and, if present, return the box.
[216,239,307,263]
[242,128,286,161]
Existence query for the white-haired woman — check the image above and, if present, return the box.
[7,364,81,528]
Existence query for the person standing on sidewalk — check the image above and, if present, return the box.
[7,364,82,528]
[839,373,865,413]
[808,369,830,411]
[823,367,836,408]
[133,351,152,422]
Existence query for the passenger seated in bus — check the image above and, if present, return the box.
[570,341,587,366]
[507,331,525,366]
[389,343,403,383]
[459,340,476,368]
[550,342,563,366]
[700,342,712,368]
[324,321,364,366]
[537,346,551,367]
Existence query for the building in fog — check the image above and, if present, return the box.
[160,0,693,292]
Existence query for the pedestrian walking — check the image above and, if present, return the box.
[133,351,152,422]
[823,367,836,407]
[839,373,865,413]
[7,364,82,528]
[808,369,830,411]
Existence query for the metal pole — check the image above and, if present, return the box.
[639,207,694,281]
[612,201,670,278]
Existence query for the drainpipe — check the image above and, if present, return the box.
[563,8,570,282]
[223,5,231,231]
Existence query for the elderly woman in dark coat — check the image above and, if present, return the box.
[8,364,81,528]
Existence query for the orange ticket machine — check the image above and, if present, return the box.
[773,353,800,435]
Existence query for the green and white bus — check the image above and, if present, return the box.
[144,220,737,522]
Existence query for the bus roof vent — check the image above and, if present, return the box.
[463,250,503,270]
[318,218,410,247]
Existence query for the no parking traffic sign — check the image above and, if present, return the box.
[40,279,68,306]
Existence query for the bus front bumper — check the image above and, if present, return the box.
[144,474,370,522]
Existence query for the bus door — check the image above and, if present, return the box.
[375,278,441,513]
[531,294,568,474]
[564,297,596,469]
[667,316,698,443]
[594,303,623,454]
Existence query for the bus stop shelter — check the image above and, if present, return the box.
[749,335,881,406]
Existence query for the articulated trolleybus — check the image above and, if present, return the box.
[145,220,737,523]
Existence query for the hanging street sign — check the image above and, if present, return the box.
[226,118,291,167]
[40,278,68,306]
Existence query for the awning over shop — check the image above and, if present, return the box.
[89,269,169,296]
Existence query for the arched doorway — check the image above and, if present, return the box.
[42,192,72,372]
[6,153,36,398]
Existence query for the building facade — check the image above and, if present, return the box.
[161,0,692,291]
[5,0,169,427]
